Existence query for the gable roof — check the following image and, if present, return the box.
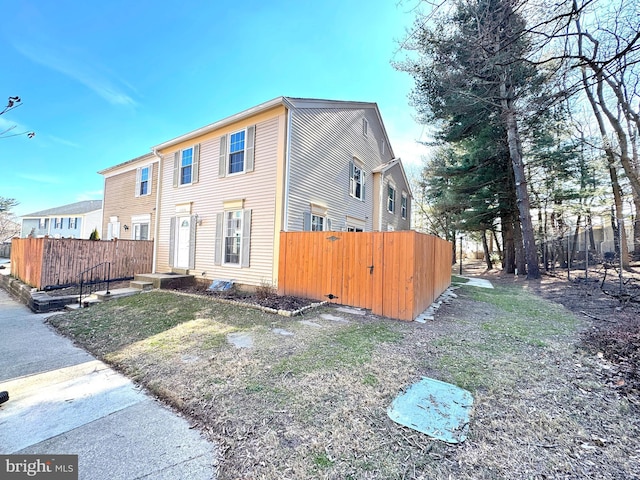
[23,200,103,218]
[151,96,395,158]
[372,158,413,197]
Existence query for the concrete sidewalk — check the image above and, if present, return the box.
[0,288,217,479]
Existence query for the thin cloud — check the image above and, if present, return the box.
[13,41,137,108]
[76,191,103,201]
[17,173,63,184]
[48,135,81,148]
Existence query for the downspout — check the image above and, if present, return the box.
[378,171,384,232]
[151,148,163,273]
[283,109,292,232]
[100,177,107,239]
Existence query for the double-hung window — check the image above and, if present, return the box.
[349,160,365,200]
[229,131,245,174]
[139,166,150,195]
[224,210,243,265]
[69,217,78,229]
[311,215,325,232]
[388,185,396,213]
[181,148,193,185]
[401,193,408,219]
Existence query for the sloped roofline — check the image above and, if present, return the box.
[98,152,156,175]
[22,200,103,218]
[372,158,413,197]
[151,96,395,158]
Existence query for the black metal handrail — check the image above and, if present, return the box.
[78,262,111,307]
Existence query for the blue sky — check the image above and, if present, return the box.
[0,0,427,217]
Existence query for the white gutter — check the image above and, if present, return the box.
[151,148,163,273]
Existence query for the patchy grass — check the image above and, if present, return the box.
[48,286,640,479]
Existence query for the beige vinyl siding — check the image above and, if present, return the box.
[101,161,158,240]
[156,115,281,286]
[286,107,393,232]
[380,163,412,231]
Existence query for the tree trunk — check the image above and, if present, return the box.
[501,213,516,273]
[581,67,630,269]
[482,230,493,270]
[514,215,526,275]
[500,76,540,278]
[571,214,582,262]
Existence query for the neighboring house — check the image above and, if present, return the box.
[98,152,158,240]
[20,200,103,239]
[101,97,412,287]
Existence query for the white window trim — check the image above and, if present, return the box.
[401,192,408,219]
[223,210,243,266]
[387,183,396,213]
[227,128,247,176]
[350,160,365,201]
[136,164,153,197]
[180,147,194,186]
[311,214,325,232]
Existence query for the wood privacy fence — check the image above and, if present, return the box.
[278,231,452,321]
[11,237,153,290]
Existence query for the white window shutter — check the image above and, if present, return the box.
[241,209,251,268]
[169,217,176,267]
[246,126,255,172]
[326,218,332,231]
[362,172,366,200]
[303,212,311,231]
[147,164,153,196]
[135,167,141,197]
[349,161,354,196]
[218,135,227,178]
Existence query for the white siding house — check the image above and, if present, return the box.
[101,97,412,288]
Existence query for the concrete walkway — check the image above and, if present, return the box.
[0,288,217,479]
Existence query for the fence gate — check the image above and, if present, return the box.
[278,231,452,321]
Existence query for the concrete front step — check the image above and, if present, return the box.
[94,287,142,301]
[130,281,154,290]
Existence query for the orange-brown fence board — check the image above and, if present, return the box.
[278,231,452,321]
[10,238,153,289]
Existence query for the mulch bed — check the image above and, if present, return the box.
[177,283,316,312]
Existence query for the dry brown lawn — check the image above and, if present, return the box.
[48,273,640,479]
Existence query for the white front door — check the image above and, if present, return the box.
[175,216,191,268]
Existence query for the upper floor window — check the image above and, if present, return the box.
[349,160,365,200]
[137,166,150,196]
[401,193,408,219]
[229,130,246,174]
[219,127,255,178]
[173,145,200,187]
[181,148,193,185]
[54,218,62,229]
[388,185,396,213]
[69,217,78,229]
